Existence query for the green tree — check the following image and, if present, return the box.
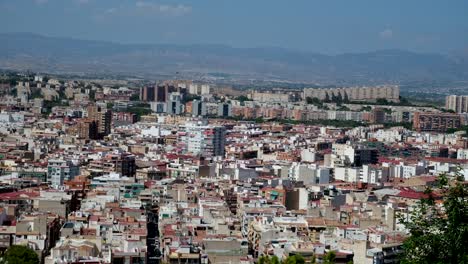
[130,94,140,101]
[446,125,468,135]
[30,89,43,99]
[89,90,96,101]
[335,93,343,105]
[258,255,270,264]
[283,255,306,264]
[399,96,411,106]
[399,172,468,264]
[9,87,17,97]
[306,97,322,105]
[382,108,392,114]
[125,103,152,120]
[258,254,307,264]
[337,105,350,111]
[343,93,350,103]
[235,95,251,102]
[331,94,338,104]
[360,106,372,112]
[441,108,456,113]
[383,122,413,130]
[323,251,336,264]
[182,94,201,104]
[376,98,390,105]
[271,256,281,264]
[57,89,66,100]
[0,245,40,264]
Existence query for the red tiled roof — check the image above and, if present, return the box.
[397,190,429,200]
[425,157,468,164]
[0,190,40,200]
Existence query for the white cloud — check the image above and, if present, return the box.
[379,29,393,39]
[135,1,192,16]
[95,1,191,22]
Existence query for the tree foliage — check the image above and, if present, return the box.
[130,94,140,101]
[0,245,40,264]
[182,94,201,104]
[446,125,468,136]
[399,172,468,264]
[9,88,17,97]
[283,254,306,264]
[360,106,372,112]
[323,251,336,264]
[306,97,324,108]
[89,89,96,101]
[257,254,310,264]
[30,89,43,99]
[235,95,252,102]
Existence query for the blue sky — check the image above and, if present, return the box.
[1,0,468,54]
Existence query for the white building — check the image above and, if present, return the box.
[334,167,360,182]
[300,149,316,162]
[386,162,426,179]
[370,129,403,143]
[166,92,183,115]
[178,122,226,157]
[361,165,390,184]
[189,84,199,95]
[290,163,330,184]
[200,84,211,95]
[47,159,80,188]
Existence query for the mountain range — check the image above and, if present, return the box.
[1,32,468,84]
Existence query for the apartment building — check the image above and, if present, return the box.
[413,112,461,132]
[445,95,468,113]
[178,122,226,157]
[303,85,399,102]
[47,159,80,187]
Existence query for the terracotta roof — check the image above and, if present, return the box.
[0,190,40,200]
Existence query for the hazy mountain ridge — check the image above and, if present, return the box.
[1,32,467,83]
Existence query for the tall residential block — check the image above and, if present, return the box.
[140,85,156,101]
[178,122,226,157]
[446,95,468,113]
[87,105,112,139]
[47,159,80,187]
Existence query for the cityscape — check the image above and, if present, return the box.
[0,1,468,264]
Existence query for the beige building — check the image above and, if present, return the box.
[446,95,468,113]
[45,238,102,264]
[303,85,400,102]
[250,91,292,103]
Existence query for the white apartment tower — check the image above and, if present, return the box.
[47,159,80,188]
[178,122,226,157]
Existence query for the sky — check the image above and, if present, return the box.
[1,0,468,54]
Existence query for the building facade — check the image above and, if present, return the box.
[413,112,461,132]
[446,95,468,113]
[178,122,226,157]
[303,85,400,102]
[47,160,80,187]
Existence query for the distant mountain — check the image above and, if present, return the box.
[1,32,468,84]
